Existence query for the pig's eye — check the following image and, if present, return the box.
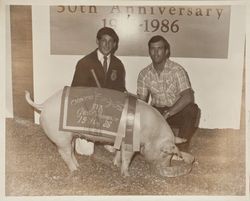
[160,147,169,154]
[162,153,169,158]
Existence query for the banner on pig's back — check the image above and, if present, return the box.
[59,86,140,151]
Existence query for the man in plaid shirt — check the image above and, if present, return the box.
[137,35,200,151]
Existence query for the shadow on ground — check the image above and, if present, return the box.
[5,117,245,196]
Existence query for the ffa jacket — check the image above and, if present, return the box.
[71,49,126,92]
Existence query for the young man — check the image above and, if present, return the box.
[71,27,126,92]
[137,35,200,151]
[71,27,126,154]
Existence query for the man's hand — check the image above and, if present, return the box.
[163,88,194,119]
[163,110,171,119]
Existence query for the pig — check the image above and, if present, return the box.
[25,88,194,177]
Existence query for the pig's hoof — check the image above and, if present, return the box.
[69,164,78,172]
[121,170,130,177]
[74,160,80,168]
[113,159,121,167]
[66,169,80,179]
[122,172,130,177]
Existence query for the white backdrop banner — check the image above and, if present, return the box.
[50,5,230,58]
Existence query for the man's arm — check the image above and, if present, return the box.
[137,93,150,103]
[137,72,150,103]
[71,60,90,87]
[164,88,194,118]
[118,64,127,92]
[71,61,83,86]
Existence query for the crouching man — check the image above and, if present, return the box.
[137,35,200,151]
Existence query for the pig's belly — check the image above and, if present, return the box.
[77,133,115,144]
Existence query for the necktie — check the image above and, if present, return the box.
[103,56,108,73]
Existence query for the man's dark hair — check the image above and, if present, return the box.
[148,35,170,58]
[96,27,119,53]
[96,27,119,44]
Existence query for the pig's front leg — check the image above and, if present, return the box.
[121,142,134,177]
[113,150,121,167]
[71,137,80,168]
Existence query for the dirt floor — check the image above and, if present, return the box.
[5,117,246,196]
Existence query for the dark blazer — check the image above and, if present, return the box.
[71,49,126,92]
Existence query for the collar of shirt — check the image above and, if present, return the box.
[150,59,172,74]
[97,49,111,70]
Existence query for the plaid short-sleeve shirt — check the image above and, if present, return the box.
[137,59,192,107]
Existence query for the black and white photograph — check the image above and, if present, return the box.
[0,0,249,200]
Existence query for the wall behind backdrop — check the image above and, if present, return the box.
[6,3,246,129]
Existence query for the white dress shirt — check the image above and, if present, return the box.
[97,50,111,72]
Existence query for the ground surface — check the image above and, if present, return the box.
[5,117,246,196]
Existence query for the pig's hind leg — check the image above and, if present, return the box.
[40,117,79,172]
[57,136,78,172]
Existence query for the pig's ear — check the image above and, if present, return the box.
[175,136,187,144]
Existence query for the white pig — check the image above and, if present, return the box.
[25,89,194,177]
